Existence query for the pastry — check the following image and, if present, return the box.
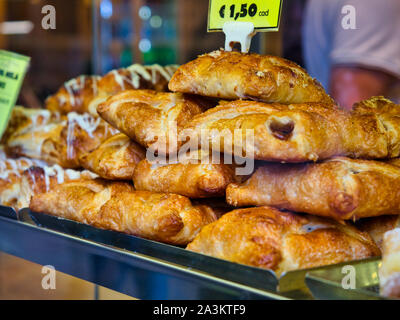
[45,75,101,116]
[226,157,400,221]
[357,215,400,250]
[29,179,218,245]
[1,106,61,143]
[0,153,97,210]
[187,206,379,276]
[352,96,400,116]
[88,64,179,115]
[180,101,346,162]
[379,228,400,298]
[181,100,400,162]
[97,89,211,155]
[132,149,240,198]
[169,50,333,104]
[4,109,118,168]
[80,133,145,180]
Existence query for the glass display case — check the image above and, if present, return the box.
[0,0,398,301]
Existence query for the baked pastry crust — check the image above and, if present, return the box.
[29,179,218,245]
[4,109,118,168]
[45,75,101,115]
[181,101,346,162]
[187,206,379,276]
[379,228,400,298]
[226,157,400,220]
[181,100,400,161]
[0,152,97,210]
[169,50,333,104]
[97,89,210,155]
[88,64,179,115]
[80,133,145,180]
[132,150,239,198]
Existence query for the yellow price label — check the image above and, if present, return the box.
[208,0,283,32]
[0,50,30,139]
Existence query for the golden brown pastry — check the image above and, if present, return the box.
[80,133,145,180]
[29,179,218,245]
[1,106,61,145]
[226,157,400,221]
[181,101,346,162]
[352,96,400,116]
[181,100,400,162]
[356,215,400,250]
[4,110,118,168]
[97,89,210,155]
[45,75,101,115]
[169,50,333,104]
[379,228,400,298]
[0,153,97,210]
[132,150,239,198]
[88,64,179,115]
[187,206,380,276]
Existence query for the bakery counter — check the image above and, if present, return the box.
[0,206,289,300]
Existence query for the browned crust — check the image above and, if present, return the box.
[79,133,145,180]
[97,89,211,155]
[187,206,380,276]
[132,151,238,198]
[29,179,218,245]
[226,157,400,220]
[169,50,333,104]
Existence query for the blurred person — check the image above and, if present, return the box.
[303,0,400,109]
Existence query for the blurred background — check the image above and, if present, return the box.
[0,0,299,108]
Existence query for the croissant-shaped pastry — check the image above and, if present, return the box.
[182,100,400,162]
[187,206,379,276]
[80,133,145,180]
[88,64,179,115]
[4,109,118,168]
[97,89,210,155]
[29,179,218,245]
[0,155,97,210]
[380,228,400,298]
[45,75,101,116]
[132,150,239,198]
[356,215,400,250]
[181,101,346,162]
[226,157,400,221]
[169,50,333,104]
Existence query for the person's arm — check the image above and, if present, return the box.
[329,66,395,110]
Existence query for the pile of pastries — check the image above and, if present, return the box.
[0,50,399,298]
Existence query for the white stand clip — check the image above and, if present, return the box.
[222,21,256,53]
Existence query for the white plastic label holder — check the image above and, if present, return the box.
[222,21,256,53]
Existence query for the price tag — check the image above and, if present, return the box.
[0,50,30,138]
[208,0,283,32]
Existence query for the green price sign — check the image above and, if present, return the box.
[0,50,30,139]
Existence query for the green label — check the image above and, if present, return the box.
[0,50,30,139]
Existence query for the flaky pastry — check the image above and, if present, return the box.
[80,133,145,180]
[133,150,239,198]
[97,89,211,155]
[187,206,379,276]
[227,157,400,221]
[30,179,218,245]
[169,50,333,104]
